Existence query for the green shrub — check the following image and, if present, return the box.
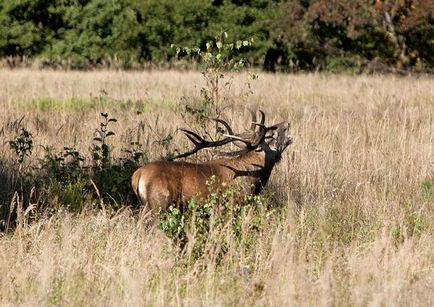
[5,112,148,218]
[158,178,280,261]
[8,128,33,164]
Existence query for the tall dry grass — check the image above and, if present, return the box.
[0,69,433,306]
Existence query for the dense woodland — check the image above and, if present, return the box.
[0,0,433,72]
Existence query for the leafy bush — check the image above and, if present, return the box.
[158,177,279,260]
[4,112,148,217]
[1,0,432,71]
[8,128,33,164]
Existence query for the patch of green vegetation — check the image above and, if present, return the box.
[19,97,105,111]
[158,179,281,261]
[421,179,434,199]
[3,112,148,221]
[18,97,173,112]
[1,1,432,72]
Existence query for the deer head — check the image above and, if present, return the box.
[264,121,293,154]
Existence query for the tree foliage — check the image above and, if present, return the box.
[274,0,434,71]
[0,0,432,72]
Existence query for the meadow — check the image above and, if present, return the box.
[0,69,433,306]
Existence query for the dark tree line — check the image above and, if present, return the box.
[0,0,432,72]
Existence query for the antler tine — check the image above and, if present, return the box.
[258,109,265,126]
[245,109,268,148]
[246,109,266,132]
[171,148,200,160]
[222,133,255,146]
[211,116,250,149]
[180,129,204,145]
[252,122,267,129]
[171,127,234,160]
[246,107,257,132]
[210,117,234,135]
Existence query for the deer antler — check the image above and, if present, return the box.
[245,107,266,131]
[246,106,257,132]
[223,110,268,146]
[171,117,237,160]
[172,109,274,160]
[210,117,235,135]
[171,130,232,160]
[217,109,276,156]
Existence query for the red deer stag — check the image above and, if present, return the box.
[131,109,292,216]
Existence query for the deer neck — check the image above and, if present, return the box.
[240,146,281,166]
[209,147,281,194]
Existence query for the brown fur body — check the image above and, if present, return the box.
[131,150,279,214]
[132,120,291,216]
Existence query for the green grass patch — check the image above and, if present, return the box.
[19,97,102,111]
[421,179,434,199]
[18,97,173,112]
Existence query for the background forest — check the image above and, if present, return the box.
[0,0,433,72]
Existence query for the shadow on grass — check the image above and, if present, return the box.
[0,159,31,232]
[0,156,142,233]
[0,112,149,233]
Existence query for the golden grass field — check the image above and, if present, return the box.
[0,69,433,306]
